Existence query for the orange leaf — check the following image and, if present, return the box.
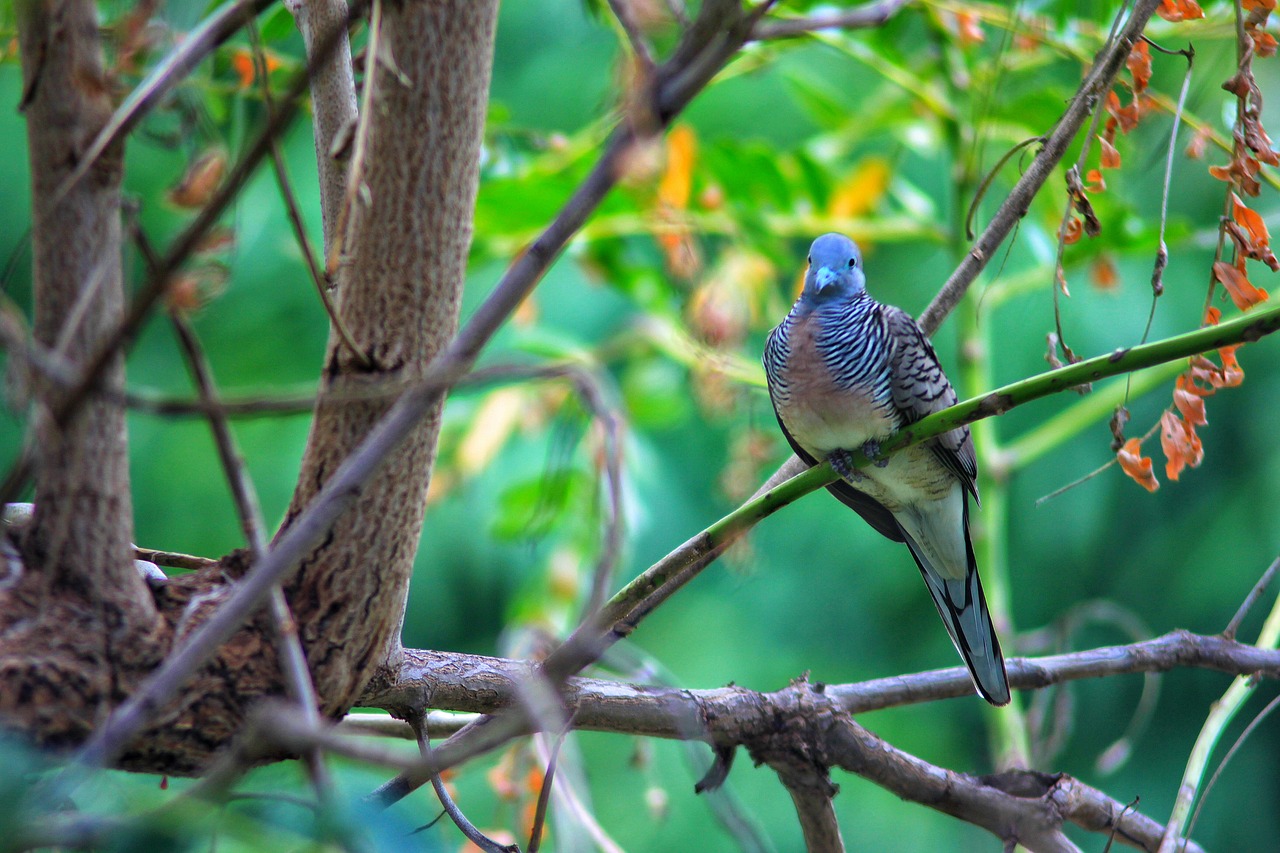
[1218,345,1245,387]
[1091,254,1118,290]
[1186,358,1220,396]
[1085,168,1106,192]
[1243,0,1276,12]
[1099,136,1121,169]
[1064,216,1083,245]
[1160,410,1203,481]
[228,46,281,90]
[1232,192,1273,252]
[1117,437,1159,492]
[1173,375,1208,425]
[1213,260,1270,311]
[1203,304,1222,326]
[658,125,697,210]
[168,148,227,209]
[953,10,985,46]
[1157,0,1205,21]
[1254,30,1278,58]
[1127,42,1152,93]
[1185,126,1211,160]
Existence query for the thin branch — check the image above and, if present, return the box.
[283,0,357,251]
[327,0,383,276]
[1224,555,1280,640]
[917,0,1164,336]
[54,0,276,202]
[247,20,371,368]
[750,0,913,41]
[526,725,568,853]
[164,293,335,804]
[605,0,657,72]
[337,711,475,740]
[1143,43,1194,344]
[411,716,517,853]
[133,547,218,571]
[365,631,1280,740]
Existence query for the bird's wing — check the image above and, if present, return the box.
[882,306,978,502]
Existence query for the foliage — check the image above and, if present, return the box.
[2,0,1280,850]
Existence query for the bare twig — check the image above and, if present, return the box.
[750,0,913,41]
[917,0,1164,336]
[365,631,1280,738]
[327,0,383,276]
[526,726,569,853]
[283,0,357,250]
[411,716,517,853]
[247,20,371,367]
[55,0,276,202]
[1223,555,1280,640]
[133,547,218,571]
[1144,43,1195,342]
[605,0,657,72]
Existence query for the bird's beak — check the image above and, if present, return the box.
[813,265,838,291]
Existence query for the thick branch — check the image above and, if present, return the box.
[362,635,1247,852]
[363,631,1280,737]
[277,0,499,715]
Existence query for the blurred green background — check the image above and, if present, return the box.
[2,0,1280,850]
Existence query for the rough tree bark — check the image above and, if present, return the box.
[0,0,498,774]
[2,0,163,750]
[278,0,499,716]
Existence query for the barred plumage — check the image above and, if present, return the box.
[763,233,1009,706]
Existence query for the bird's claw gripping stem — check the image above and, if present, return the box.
[862,439,888,468]
[829,448,863,483]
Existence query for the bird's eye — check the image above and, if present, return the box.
[847,258,858,269]
[807,255,812,265]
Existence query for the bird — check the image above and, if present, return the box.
[762,232,1010,706]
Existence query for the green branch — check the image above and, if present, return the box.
[571,299,1280,670]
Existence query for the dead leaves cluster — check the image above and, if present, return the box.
[1116,1,1276,492]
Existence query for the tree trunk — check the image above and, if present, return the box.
[0,0,497,774]
[1,0,161,749]
[279,0,498,716]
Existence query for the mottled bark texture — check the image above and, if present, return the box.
[1,0,162,750]
[279,0,498,716]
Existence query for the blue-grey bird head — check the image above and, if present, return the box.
[802,233,866,303]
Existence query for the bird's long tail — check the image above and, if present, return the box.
[899,525,1010,706]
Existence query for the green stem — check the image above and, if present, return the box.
[1001,359,1186,470]
[1158,565,1280,851]
[959,291,1033,768]
[557,299,1280,692]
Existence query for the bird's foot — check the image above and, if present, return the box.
[862,440,889,468]
[829,449,865,483]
